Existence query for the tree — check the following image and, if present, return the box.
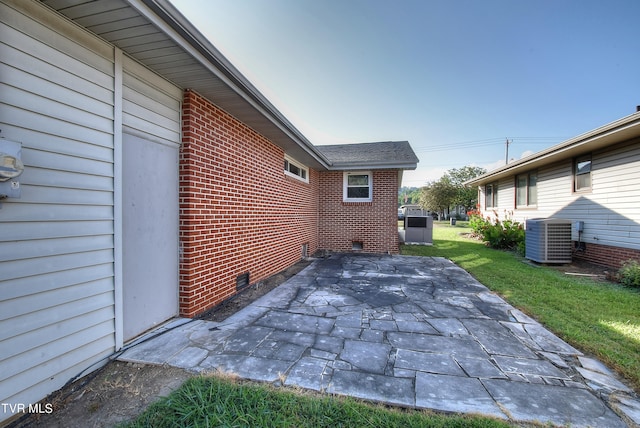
[398,187,421,206]
[418,177,457,218]
[444,166,486,212]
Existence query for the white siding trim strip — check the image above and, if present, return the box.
[114,47,125,350]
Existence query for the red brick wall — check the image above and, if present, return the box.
[179,90,319,317]
[573,241,640,269]
[318,170,399,254]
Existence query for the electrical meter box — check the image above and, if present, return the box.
[0,139,24,200]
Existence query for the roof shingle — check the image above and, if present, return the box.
[316,141,419,170]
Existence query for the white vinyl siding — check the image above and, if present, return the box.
[477,140,640,251]
[122,56,182,147]
[496,180,514,209]
[0,0,183,422]
[0,0,116,413]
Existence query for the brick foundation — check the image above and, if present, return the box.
[179,90,319,317]
[179,90,405,316]
[318,170,399,254]
[573,241,640,269]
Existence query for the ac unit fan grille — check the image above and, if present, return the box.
[525,219,572,263]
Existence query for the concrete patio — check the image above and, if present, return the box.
[119,254,639,427]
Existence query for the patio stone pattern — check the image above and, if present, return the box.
[120,254,638,427]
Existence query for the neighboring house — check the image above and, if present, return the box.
[466,111,640,269]
[0,0,417,422]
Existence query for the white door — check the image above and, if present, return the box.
[122,133,179,340]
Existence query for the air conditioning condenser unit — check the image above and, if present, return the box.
[525,218,572,263]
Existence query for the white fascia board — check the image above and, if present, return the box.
[327,162,418,171]
[126,0,331,169]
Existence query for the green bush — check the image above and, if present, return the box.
[468,211,524,253]
[619,260,640,288]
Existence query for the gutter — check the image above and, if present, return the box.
[326,162,419,171]
[465,111,640,187]
[133,0,332,169]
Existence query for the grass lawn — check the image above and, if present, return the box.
[122,375,510,428]
[402,221,640,392]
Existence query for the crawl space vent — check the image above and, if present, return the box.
[236,272,250,291]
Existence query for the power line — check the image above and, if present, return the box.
[413,136,565,153]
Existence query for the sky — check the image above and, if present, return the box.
[170,0,640,187]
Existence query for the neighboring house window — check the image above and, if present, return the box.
[574,154,592,192]
[343,171,372,202]
[485,182,498,208]
[516,171,537,207]
[284,156,308,183]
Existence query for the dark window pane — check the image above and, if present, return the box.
[347,187,370,198]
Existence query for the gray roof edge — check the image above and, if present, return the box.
[465,111,640,186]
[326,162,418,171]
[135,0,332,168]
[317,140,419,170]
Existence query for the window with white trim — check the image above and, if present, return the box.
[284,156,308,183]
[343,171,372,202]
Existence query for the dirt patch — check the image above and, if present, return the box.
[523,257,617,282]
[5,361,191,428]
[4,259,313,428]
[197,259,313,322]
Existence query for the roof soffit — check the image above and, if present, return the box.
[41,0,330,169]
[38,0,421,173]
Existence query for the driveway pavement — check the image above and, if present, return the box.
[120,254,639,427]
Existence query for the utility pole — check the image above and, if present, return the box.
[505,138,511,164]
